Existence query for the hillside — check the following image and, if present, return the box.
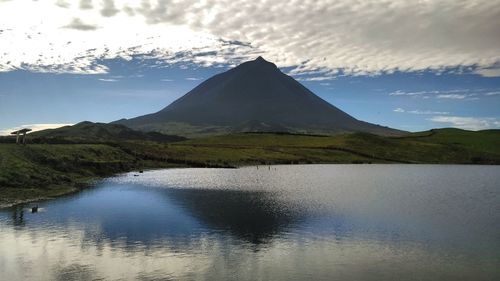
[167,129,500,165]
[114,57,403,137]
[26,121,187,144]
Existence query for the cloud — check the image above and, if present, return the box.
[389,88,498,100]
[55,0,70,9]
[394,108,450,115]
[98,78,118,82]
[299,76,336,81]
[389,90,426,96]
[430,116,500,131]
[436,94,467,99]
[474,67,500,77]
[185,77,202,81]
[79,0,93,10]
[0,123,74,136]
[485,91,500,96]
[100,0,119,17]
[62,18,99,31]
[0,1,499,76]
[127,0,500,76]
[161,78,174,82]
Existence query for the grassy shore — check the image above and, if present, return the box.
[1,128,499,207]
[0,143,178,208]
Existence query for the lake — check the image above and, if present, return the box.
[1,165,499,280]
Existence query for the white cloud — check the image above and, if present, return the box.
[436,94,467,99]
[160,78,174,82]
[485,91,500,96]
[98,78,118,82]
[430,116,500,130]
[389,89,497,100]
[474,67,500,77]
[394,108,450,115]
[0,123,74,136]
[185,77,202,81]
[299,76,336,81]
[62,18,99,31]
[409,110,450,115]
[0,0,499,76]
[389,90,426,96]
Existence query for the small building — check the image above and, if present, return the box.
[11,128,32,144]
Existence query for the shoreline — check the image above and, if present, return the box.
[0,187,79,209]
[0,180,94,209]
[1,129,499,209]
[0,162,229,210]
[3,162,499,209]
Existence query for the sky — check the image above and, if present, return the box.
[1,0,500,134]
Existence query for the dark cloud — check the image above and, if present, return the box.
[79,0,92,10]
[62,18,99,31]
[100,0,119,17]
[55,0,69,8]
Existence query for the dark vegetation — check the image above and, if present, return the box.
[1,122,499,207]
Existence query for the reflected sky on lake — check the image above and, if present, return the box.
[1,165,500,280]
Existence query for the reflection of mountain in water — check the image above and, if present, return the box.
[165,188,306,244]
[1,185,308,249]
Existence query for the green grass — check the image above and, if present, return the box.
[168,129,500,165]
[0,143,177,207]
[131,122,232,138]
[404,128,500,154]
[1,128,499,207]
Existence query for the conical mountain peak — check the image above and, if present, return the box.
[114,58,403,137]
[255,56,268,63]
[239,56,277,70]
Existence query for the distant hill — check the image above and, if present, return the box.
[27,121,187,144]
[114,57,404,137]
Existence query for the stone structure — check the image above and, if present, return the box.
[11,128,32,144]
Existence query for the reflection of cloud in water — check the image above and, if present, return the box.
[0,227,215,280]
[1,225,497,281]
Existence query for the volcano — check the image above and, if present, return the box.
[114,57,403,137]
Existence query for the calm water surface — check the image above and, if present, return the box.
[1,165,499,280]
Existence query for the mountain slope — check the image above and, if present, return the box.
[115,57,404,137]
[28,121,186,143]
